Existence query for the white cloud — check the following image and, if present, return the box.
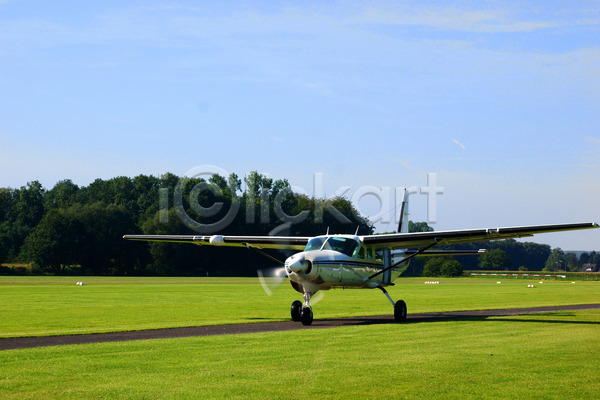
[355,4,559,33]
[584,136,600,145]
[452,139,466,150]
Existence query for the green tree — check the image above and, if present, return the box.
[423,257,463,277]
[0,188,15,222]
[440,259,463,277]
[564,252,578,272]
[7,181,46,262]
[479,248,511,270]
[14,181,46,228]
[0,188,16,262]
[423,257,444,276]
[544,248,566,272]
[141,208,208,276]
[521,242,552,270]
[409,221,433,233]
[6,171,379,276]
[20,209,86,274]
[21,203,139,275]
[131,174,161,224]
[578,252,590,265]
[44,179,79,210]
[73,203,140,275]
[589,251,598,265]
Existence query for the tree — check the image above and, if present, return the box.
[590,251,598,265]
[544,248,566,272]
[564,252,578,272]
[422,257,463,277]
[21,203,140,275]
[20,209,86,274]
[14,181,46,228]
[131,174,161,224]
[44,179,79,210]
[0,188,16,263]
[479,248,511,270]
[73,202,140,275]
[8,181,46,262]
[141,208,210,276]
[440,259,463,277]
[0,188,15,222]
[409,221,433,233]
[578,252,590,267]
[521,242,552,270]
[423,257,444,276]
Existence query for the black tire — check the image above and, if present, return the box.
[291,300,302,322]
[394,300,407,322]
[301,307,313,326]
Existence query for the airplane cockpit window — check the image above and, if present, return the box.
[322,237,359,257]
[356,246,365,259]
[304,237,327,252]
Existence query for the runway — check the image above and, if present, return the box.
[1,304,598,351]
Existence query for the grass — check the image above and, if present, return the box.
[0,309,598,399]
[0,277,598,399]
[0,276,598,338]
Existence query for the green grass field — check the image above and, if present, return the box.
[0,277,598,399]
[0,276,597,338]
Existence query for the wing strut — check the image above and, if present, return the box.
[247,245,286,265]
[365,241,437,281]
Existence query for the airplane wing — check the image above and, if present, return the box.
[122,234,311,251]
[361,222,599,250]
[124,222,598,251]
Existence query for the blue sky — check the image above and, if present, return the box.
[1,0,599,249]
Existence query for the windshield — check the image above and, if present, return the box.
[304,237,327,252]
[304,236,360,257]
[322,237,359,257]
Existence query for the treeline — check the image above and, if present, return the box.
[450,239,598,272]
[1,175,595,277]
[0,172,373,276]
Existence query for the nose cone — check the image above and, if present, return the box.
[286,254,308,273]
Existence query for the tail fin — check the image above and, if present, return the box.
[397,189,409,233]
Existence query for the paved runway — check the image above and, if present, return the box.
[1,304,598,351]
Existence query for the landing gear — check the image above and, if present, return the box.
[378,286,408,323]
[301,307,313,325]
[291,291,315,325]
[394,299,407,322]
[291,300,302,322]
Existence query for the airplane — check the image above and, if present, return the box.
[123,190,598,325]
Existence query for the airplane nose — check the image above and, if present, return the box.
[286,255,308,273]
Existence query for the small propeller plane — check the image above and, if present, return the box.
[124,190,598,325]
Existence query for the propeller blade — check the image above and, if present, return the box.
[310,291,325,305]
[257,266,287,296]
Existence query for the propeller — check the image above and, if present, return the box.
[310,291,325,305]
[257,266,287,296]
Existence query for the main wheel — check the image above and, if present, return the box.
[394,300,407,322]
[291,300,302,322]
[301,307,313,326]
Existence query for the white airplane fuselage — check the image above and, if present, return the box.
[283,234,408,294]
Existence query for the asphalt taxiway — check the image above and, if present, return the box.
[1,304,598,351]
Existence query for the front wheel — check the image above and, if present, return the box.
[291,300,302,322]
[394,300,407,322]
[301,307,313,326]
